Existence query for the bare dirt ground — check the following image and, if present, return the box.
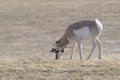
[0,0,120,80]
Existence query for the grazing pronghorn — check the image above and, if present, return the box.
[50,19,103,60]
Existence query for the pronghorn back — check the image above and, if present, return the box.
[65,20,101,42]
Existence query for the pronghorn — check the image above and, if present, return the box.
[50,19,103,60]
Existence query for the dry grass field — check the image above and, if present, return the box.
[0,0,120,80]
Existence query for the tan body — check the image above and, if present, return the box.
[52,19,103,60]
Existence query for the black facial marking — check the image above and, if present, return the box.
[55,51,59,53]
[50,48,59,53]
[61,49,64,53]
[50,48,64,54]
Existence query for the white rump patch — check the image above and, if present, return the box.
[95,18,103,32]
[73,26,90,38]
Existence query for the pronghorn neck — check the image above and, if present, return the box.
[57,35,69,48]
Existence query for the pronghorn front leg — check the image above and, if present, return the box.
[78,40,83,59]
[87,39,96,59]
[70,43,77,59]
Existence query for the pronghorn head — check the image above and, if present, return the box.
[50,41,64,60]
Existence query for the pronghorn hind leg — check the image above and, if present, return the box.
[78,40,82,59]
[96,38,102,59]
[70,43,77,60]
[87,39,96,59]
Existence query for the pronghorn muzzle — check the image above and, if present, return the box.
[50,48,64,60]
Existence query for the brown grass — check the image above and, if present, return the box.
[0,56,120,80]
[0,0,120,80]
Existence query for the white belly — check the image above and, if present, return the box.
[73,26,90,39]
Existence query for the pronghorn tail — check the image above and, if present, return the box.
[95,18,103,33]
